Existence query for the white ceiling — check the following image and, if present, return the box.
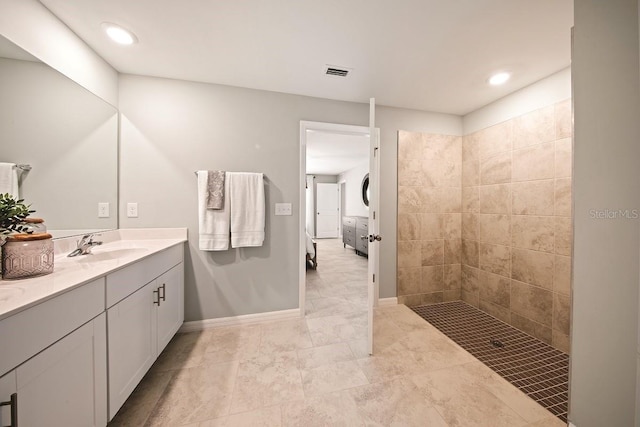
[39,0,573,115]
[306,131,369,175]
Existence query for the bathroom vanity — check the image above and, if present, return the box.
[0,228,187,426]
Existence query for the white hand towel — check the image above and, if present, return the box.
[229,172,265,248]
[198,171,230,250]
[0,163,19,199]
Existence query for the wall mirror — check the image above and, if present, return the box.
[0,35,118,238]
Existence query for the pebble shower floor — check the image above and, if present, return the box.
[411,301,569,422]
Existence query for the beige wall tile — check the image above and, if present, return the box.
[398,130,423,160]
[510,280,553,326]
[420,214,444,240]
[397,267,421,296]
[444,289,461,302]
[555,217,572,256]
[552,330,570,354]
[513,105,555,149]
[553,293,571,335]
[444,264,462,290]
[478,120,513,160]
[422,292,444,305]
[398,213,420,241]
[479,243,511,277]
[554,178,572,217]
[398,157,423,186]
[443,213,461,239]
[461,239,479,268]
[398,186,421,214]
[555,99,572,140]
[462,160,479,187]
[511,215,555,252]
[462,133,480,163]
[479,271,511,308]
[462,213,479,240]
[398,241,421,267]
[479,184,511,214]
[444,239,462,264]
[421,187,461,213]
[461,290,479,307]
[462,186,479,213]
[511,248,554,289]
[462,265,480,294]
[512,142,554,182]
[478,214,510,246]
[555,138,572,178]
[553,255,571,296]
[422,158,461,188]
[511,180,555,215]
[421,240,444,266]
[479,299,511,323]
[511,313,552,344]
[398,294,423,307]
[480,152,512,185]
[421,265,444,293]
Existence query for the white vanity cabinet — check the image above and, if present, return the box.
[0,279,108,427]
[106,245,184,420]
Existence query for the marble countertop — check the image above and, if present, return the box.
[0,228,188,321]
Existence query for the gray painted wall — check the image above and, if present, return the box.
[119,74,461,320]
[570,1,640,425]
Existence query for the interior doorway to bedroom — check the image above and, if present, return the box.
[300,121,371,349]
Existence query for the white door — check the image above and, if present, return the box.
[367,98,381,355]
[316,183,339,238]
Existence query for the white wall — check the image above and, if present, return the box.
[339,161,369,218]
[570,1,640,425]
[0,0,118,106]
[463,67,571,133]
[119,73,461,320]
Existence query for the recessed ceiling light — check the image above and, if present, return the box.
[102,23,138,45]
[489,72,511,86]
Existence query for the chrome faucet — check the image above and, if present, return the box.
[67,233,103,257]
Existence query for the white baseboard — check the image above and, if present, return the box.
[378,297,398,307]
[180,308,301,333]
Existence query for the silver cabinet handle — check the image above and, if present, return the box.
[360,235,368,240]
[0,393,18,427]
[159,283,166,302]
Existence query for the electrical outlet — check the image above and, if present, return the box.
[275,203,292,216]
[127,202,138,218]
[98,202,110,218]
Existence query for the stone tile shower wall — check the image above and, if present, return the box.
[397,99,572,353]
[397,131,462,306]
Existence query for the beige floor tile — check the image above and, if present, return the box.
[229,351,305,414]
[348,338,370,359]
[306,314,367,346]
[356,349,422,384]
[258,319,313,353]
[203,324,263,364]
[197,406,282,426]
[151,330,214,372]
[525,416,566,427]
[109,370,174,427]
[297,342,355,370]
[300,360,369,397]
[411,364,529,427]
[350,377,448,426]
[281,391,364,427]
[393,329,477,372]
[145,361,239,426]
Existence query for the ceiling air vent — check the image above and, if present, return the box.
[324,65,351,77]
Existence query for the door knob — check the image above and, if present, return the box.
[368,234,382,242]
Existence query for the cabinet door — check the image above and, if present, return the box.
[15,314,107,427]
[0,371,16,427]
[107,281,157,420]
[156,263,184,354]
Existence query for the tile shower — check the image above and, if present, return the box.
[397,99,572,354]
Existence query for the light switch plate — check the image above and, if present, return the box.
[127,202,138,218]
[98,202,110,218]
[275,203,292,216]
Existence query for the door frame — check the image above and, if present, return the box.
[299,121,373,316]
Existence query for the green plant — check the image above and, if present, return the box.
[0,193,34,240]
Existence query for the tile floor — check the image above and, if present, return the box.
[109,239,565,426]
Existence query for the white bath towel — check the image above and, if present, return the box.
[198,170,230,250]
[0,163,19,199]
[229,172,265,248]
